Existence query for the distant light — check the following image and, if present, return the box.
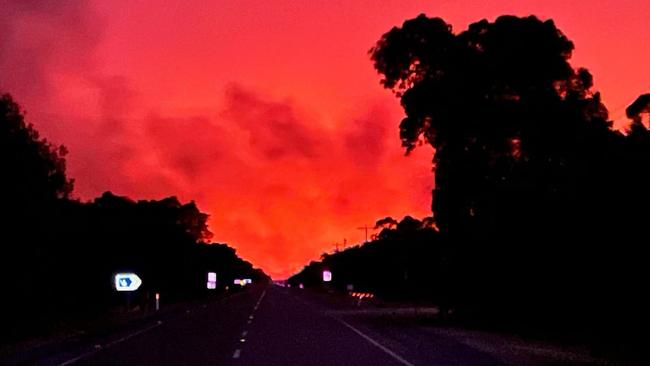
[244,278,252,284]
[299,283,304,289]
[323,270,332,282]
[207,272,217,289]
[234,279,247,286]
[155,292,160,300]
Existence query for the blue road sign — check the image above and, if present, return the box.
[114,273,142,291]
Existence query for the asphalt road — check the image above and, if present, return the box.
[52,285,411,366]
[227,286,409,366]
[2,287,263,366]
[4,284,602,366]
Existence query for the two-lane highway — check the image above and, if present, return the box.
[227,286,410,366]
[35,284,416,366]
[27,287,266,366]
[5,284,601,365]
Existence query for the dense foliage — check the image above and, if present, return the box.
[293,15,649,358]
[0,94,267,342]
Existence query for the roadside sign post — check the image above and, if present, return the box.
[114,273,142,312]
[322,270,333,293]
[114,273,142,292]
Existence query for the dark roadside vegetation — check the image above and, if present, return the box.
[290,14,648,364]
[0,93,268,350]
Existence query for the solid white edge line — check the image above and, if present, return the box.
[331,317,416,366]
[57,321,163,366]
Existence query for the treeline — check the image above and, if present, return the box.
[289,216,441,303]
[0,94,267,343]
[292,15,649,359]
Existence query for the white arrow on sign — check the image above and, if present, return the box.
[114,273,142,292]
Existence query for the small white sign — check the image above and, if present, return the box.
[114,273,142,292]
[207,281,216,289]
[322,270,332,282]
[207,272,217,282]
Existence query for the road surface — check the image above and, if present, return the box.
[3,285,603,366]
[50,285,415,366]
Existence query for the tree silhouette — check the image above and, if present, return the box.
[290,215,441,302]
[2,94,75,337]
[374,216,398,230]
[365,14,647,357]
[370,15,609,233]
[626,93,650,126]
[1,93,73,205]
[1,93,267,344]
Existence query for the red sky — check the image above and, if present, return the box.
[2,0,649,278]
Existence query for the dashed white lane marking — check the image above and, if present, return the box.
[58,321,163,366]
[254,289,267,308]
[232,288,267,361]
[332,317,416,366]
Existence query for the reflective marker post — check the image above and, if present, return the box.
[155,292,160,311]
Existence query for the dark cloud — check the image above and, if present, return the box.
[134,83,432,277]
[343,106,390,168]
[0,0,104,105]
[0,2,155,199]
[146,114,230,181]
[222,84,324,160]
[94,75,137,135]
